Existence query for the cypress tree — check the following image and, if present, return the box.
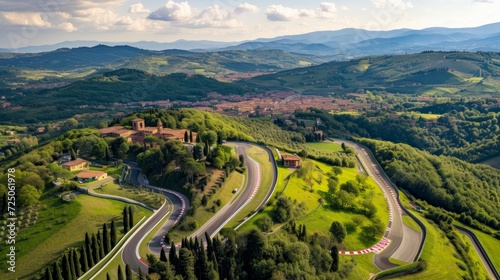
[210,251,219,275]
[128,206,134,229]
[125,264,133,280]
[205,232,213,257]
[72,248,81,277]
[222,236,236,280]
[204,140,209,156]
[117,264,124,280]
[123,207,129,233]
[80,246,89,273]
[91,233,100,263]
[184,131,189,143]
[44,266,53,280]
[69,250,77,280]
[189,131,193,143]
[137,266,144,280]
[53,261,63,280]
[160,247,167,262]
[61,253,71,280]
[70,147,77,161]
[331,245,339,272]
[196,244,208,280]
[103,223,110,254]
[194,237,200,252]
[105,147,110,161]
[178,248,196,280]
[169,241,179,274]
[85,234,94,267]
[110,220,117,248]
[97,230,105,260]
[106,273,111,280]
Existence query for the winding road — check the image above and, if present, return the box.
[120,142,276,273]
[338,139,422,269]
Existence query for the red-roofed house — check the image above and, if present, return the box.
[75,170,107,183]
[282,154,301,168]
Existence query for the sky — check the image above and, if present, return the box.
[0,0,499,48]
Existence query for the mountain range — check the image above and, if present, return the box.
[1,22,500,58]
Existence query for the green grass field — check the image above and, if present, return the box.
[394,212,466,280]
[2,194,152,279]
[168,170,244,242]
[305,142,344,153]
[93,181,164,209]
[284,160,389,250]
[238,157,389,252]
[455,222,500,273]
[397,112,442,120]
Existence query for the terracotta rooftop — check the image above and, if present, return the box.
[75,170,106,179]
[62,158,89,167]
[282,154,301,161]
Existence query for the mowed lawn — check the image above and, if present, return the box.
[305,142,344,153]
[395,212,466,280]
[458,223,500,273]
[9,194,152,279]
[169,170,244,242]
[283,160,389,250]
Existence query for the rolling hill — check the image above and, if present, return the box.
[246,51,500,96]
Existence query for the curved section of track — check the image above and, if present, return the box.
[336,139,421,269]
[121,163,188,273]
[121,142,276,272]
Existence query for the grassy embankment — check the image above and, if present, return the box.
[93,180,164,209]
[390,192,488,279]
[1,194,152,280]
[238,141,389,250]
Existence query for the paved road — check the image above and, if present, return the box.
[120,142,275,272]
[121,162,188,273]
[336,139,421,269]
[456,226,499,280]
[190,142,265,243]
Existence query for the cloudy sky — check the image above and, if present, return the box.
[0,0,499,48]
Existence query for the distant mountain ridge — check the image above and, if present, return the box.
[2,22,499,58]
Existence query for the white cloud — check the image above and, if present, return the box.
[266,3,337,21]
[128,3,151,14]
[148,1,257,28]
[0,12,52,28]
[234,2,259,15]
[266,5,300,21]
[371,0,413,10]
[473,0,493,2]
[58,22,77,32]
[320,2,337,13]
[73,8,120,30]
[148,0,193,21]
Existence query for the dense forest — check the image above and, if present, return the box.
[283,106,500,163]
[358,139,500,233]
[147,228,346,280]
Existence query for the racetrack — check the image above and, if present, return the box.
[120,142,276,272]
[338,139,422,269]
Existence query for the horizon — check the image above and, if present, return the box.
[1,0,500,49]
[2,20,500,51]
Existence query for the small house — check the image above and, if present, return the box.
[62,158,90,172]
[282,154,301,168]
[75,170,107,183]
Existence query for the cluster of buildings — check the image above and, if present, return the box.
[98,118,197,144]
